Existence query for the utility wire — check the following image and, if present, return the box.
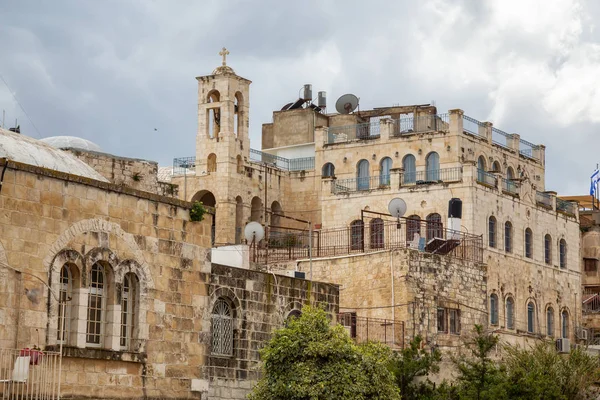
[0,72,43,138]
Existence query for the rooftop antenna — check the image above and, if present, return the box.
[335,93,359,114]
[388,198,407,229]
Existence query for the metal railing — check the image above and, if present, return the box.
[536,191,553,208]
[556,198,576,215]
[583,288,600,314]
[400,167,462,186]
[476,169,497,187]
[463,115,486,138]
[338,314,404,349]
[249,149,316,171]
[391,114,449,136]
[325,121,381,144]
[0,348,61,399]
[492,127,511,149]
[288,157,315,171]
[501,178,518,195]
[332,175,390,194]
[251,219,484,264]
[172,156,196,176]
[519,138,539,160]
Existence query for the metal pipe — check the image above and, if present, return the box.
[390,250,395,345]
[309,221,313,281]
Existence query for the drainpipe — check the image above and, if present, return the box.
[390,250,395,344]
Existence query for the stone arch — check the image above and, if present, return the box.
[234,91,243,139]
[207,153,217,173]
[209,286,243,328]
[115,259,151,291]
[43,219,153,290]
[492,161,501,173]
[250,196,263,222]
[191,190,216,207]
[115,259,149,345]
[271,201,283,227]
[207,90,221,139]
[207,90,220,103]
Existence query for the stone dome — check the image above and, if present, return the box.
[212,65,236,75]
[40,136,102,152]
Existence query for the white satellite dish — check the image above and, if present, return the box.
[335,94,359,114]
[244,222,265,243]
[388,198,407,218]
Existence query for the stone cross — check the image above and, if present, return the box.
[219,47,230,66]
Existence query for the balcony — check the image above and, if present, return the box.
[536,191,553,209]
[400,167,462,186]
[501,178,519,196]
[249,149,315,171]
[325,122,380,145]
[332,175,390,194]
[476,169,497,188]
[556,198,576,216]
[391,114,449,136]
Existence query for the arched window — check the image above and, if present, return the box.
[211,298,233,356]
[271,201,283,227]
[525,228,533,259]
[426,213,443,241]
[559,239,567,269]
[207,153,217,173]
[379,157,392,186]
[57,265,72,343]
[506,166,515,180]
[120,273,138,350]
[504,221,512,253]
[490,294,498,325]
[506,297,515,329]
[370,218,384,249]
[286,309,302,322]
[402,154,416,184]
[250,196,262,222]
[322,163,335,178]
[87,263,106,346]
[357,160,370,190]
[492,161,501,172]
[561,310,569,338]
[234,91,243,139]
[350,220,364,251]
[544,234,552,265]
[477,156,487,182]
[547,307,554,337]
[527,302,535,333]
[488,216,497,248]
[207,90,221,139]
[425,152,440,181]
[406,215,421,243]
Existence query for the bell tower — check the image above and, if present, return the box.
[195,48,251,175]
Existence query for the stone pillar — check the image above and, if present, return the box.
[533,144,545,165]
[322,177,335,196]
[482,122,493,144]
[449,109,464,135]
[105,302,122,351]
[74,289,89,348]
[390,168,402,189]
[379,118,392,141]
[315,126,327,148]
[508,134,520,152]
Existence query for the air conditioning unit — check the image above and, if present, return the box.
[556,338,571,353]
[280,270,306,279]
[576,327,588,341]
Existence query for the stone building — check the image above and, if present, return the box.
[0,128,338,399]
[162,52,581,351]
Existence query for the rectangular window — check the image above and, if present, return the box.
[437,308,447,333]
[584,258,598,272]
[449,309,461,335]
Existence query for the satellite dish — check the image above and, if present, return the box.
[335,94,359,114]
[244,222,265,243]
[388,198,407,218]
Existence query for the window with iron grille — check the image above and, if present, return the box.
[506,297,514,329]
[370,218,384,249]
[504,222,512,253]
[120,274,137,350]
[211,298,233,356]
[57,265,72,343]
[86,263,105,346]
[544,234,552,265]
[584,258,598,272]
[426,213,443,241]
[525,228,533,259]
[547,307,554,337]
[350,220,364,251]
[488,217,496,248]
[559,239,567,269]
[490,294,498,325]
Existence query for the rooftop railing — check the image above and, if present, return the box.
[536,191,553,208]
[501,178,519,195]
[325,121,380,144]
[463,115,486,138]
[332,175,390,194]
[400,167,462,186]
[492,127,511,149]
[556,198,576,215]
[519,138,539,160]
[172,156,196,175]
[391,113,449,136]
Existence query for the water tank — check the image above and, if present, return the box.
[302,84,312,101]
[317,91,327,108]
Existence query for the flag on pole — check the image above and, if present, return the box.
[591,168,600,196]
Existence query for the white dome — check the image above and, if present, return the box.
[40,136,102,152]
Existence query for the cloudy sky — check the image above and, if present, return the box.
[1,0,599,194]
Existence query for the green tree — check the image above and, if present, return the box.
[504,341,600,400]
[248,306,400,400]
[453,325,508,400]
[390,335,442,400]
